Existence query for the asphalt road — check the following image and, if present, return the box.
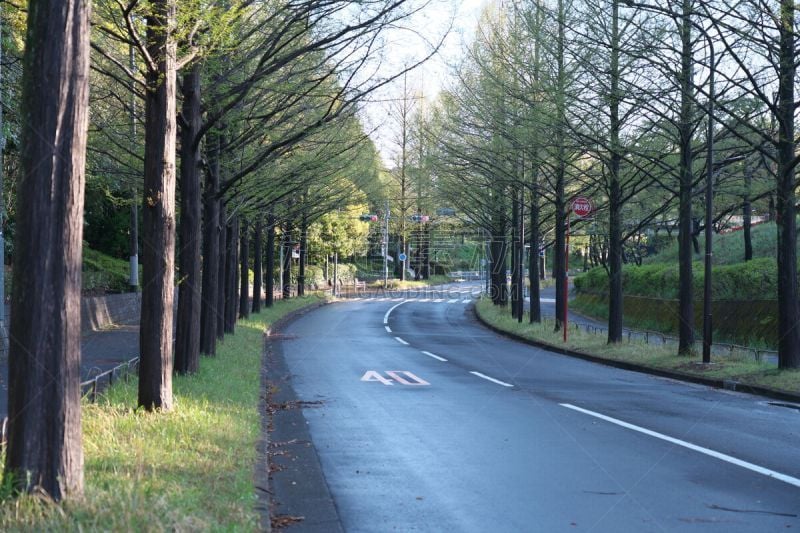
[270,282,800,532]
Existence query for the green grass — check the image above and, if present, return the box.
[367,275,452,289]
[476,299,799,393]
[0,295,326,531]
[643,221,777,266]
[82,246,139,294]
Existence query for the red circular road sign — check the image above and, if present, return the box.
[571,196,594,218]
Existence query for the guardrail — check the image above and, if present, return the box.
[0,355,141,450]
[531,313,778,364]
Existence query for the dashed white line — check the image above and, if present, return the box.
[470,371,513,388]
[461,299,472,304]
[560,403,800,489]
[384,300,408,324]
[395,337,409,345]
[433,298,444,303]
[385,325,392,333]
[422,351,447,362]
[448,298,459,303]
[351,297,362,301]
[419,298,430,302]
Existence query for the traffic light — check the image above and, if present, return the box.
[359,214,378,222]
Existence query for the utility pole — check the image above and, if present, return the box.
[702,30,716,364]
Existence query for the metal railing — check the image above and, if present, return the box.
[0,355,141,449]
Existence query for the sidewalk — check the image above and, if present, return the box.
[0,296,141,419]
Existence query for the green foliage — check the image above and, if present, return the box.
[82,246,138,294]
[643,222,779,266]
[575,257,777,301]
[0,296,325,530]
[306,205,370,260]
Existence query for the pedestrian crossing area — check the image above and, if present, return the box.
[343,295,476,304]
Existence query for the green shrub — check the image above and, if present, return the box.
[576,257,778,301]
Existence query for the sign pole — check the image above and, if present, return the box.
[565,196,594,343]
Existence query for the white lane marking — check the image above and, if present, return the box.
[377,297,388,301]
[434,298,444,303]
[462,299,472,304]
[419,298,430,302]
[448,299,459,304]
[361,371,394,385]
[470,371,513,388]
[392,297,404,301]
[384,300,408,324]
[395,337,409,345]
[386,371,430,386]
[560,403,800,489]
[422,351,448,362]
[351,297,362,301]
[385,325,392,333]
[541,298,556,303]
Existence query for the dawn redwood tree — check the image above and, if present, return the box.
[252,218,263,312]
[175,63,202,375]
[5,0,90,499]
[239,218,250,318]
[139,0,178,410]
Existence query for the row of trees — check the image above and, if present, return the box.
[2,0,434,501]
[417,1,795,365]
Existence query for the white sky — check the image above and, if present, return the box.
[361,0,490,166]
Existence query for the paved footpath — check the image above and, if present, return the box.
[0,311,140,419]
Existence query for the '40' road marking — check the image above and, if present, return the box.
[361,370,430,386]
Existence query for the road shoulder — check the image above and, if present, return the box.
[259,302,344,532]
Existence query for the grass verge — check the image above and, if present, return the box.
[368,275,452,289]
[0,294,325,531]
[476,298,800,395]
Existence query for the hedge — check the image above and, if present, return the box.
[574,257,778,301]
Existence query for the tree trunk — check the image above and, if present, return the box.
[200,131,220,355]
[5,0,90,499]
[489,234,508,306]
[252,218,263,313]
[266,211,275,307]
[743,162,753,262]
[282,223,292,299]
[217,203,227,339]
[676,0,695,355]
[607,0,623,344]
[511,188,520,319]
[138,0,177,411]
[224,217,238,333]
[528,187,541,323]
[175,64,201,375]
[776,0,800,368]
[298,212,307,296]
[516,190,525,322]
[239,218,250,318]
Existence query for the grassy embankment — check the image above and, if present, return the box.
[477,298,800,394]
[0,295,325,531]
[368,274,452,289]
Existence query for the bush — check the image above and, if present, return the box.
[575,257,778,301]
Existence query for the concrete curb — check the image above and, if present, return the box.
[256,298,333,532]
[472,304,800,405]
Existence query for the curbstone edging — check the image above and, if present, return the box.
[256,298,332,532]
[472,304,800,405]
